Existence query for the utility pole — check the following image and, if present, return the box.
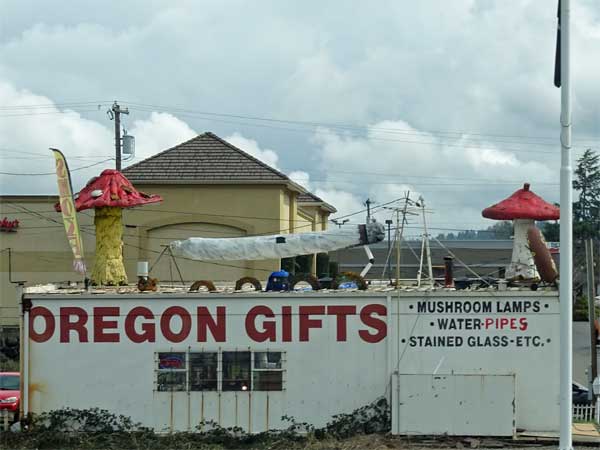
[586,239,597,382]
[108,101,129,171]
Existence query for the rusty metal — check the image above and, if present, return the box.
[187,390,191,431]
[234,393,238,428]
[266,394,270,431]
[201,393,205,426]
[248,392,252,433]
[218,392,221,425]
[169,390,174,433]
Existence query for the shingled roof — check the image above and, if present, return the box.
[298,191,337,213]
[122,132,291,184]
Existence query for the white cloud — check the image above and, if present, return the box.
[0,81,113,194]
[288,170,311,189]
[309,120,557,230]
[224,132,280,170]
[0,83,199,194]
[1,0,597,232]
[128,112,197,162]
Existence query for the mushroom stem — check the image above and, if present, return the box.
[91,206,128,285]
[506,218,539,281]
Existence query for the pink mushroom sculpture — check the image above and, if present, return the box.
[482,183,559,281]
[56,169,162,285]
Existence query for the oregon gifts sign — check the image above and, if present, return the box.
[27,302,387,344]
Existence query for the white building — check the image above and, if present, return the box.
[21,289,559,436]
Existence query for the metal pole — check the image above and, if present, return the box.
[559,0,573,448]
[586,239,597,381]
[395,208,400,288]
[395,194,410,289]
[19,284,29,419]
[386,220,392,281]
[417,235,425,287]
[421,198,434,288]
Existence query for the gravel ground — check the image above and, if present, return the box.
[278,435,600,450]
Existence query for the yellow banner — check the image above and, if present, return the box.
[51,148,86,275]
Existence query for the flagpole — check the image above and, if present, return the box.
[558,0,573,448]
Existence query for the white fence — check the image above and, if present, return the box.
[0,409,11,432]
[573,403,598,422]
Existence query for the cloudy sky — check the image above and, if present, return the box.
[0,0,598,235]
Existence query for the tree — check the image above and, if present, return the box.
[573,149,600,240]
[486,221,513,240]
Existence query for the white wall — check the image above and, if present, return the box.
[23,291,559,434]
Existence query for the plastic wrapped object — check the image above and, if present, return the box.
[170,222,385,262]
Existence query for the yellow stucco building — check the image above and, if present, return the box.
[0,132,335,326]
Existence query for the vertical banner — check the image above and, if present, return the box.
[51,148,86,275]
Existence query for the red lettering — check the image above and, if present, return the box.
[282,306,292,342]
[60,307,89,343]
[29,306,55,343]
[484,318,493,329]
[500,318,509,328]
[160,306,191,343]
[519,317,528,331]
[245,305,276,342]
[359,304,386,343]
[327,305,356,341]
[198,306,226,342]
[93,307,120,342]
[125,307,155,343]
[299,306,325,341]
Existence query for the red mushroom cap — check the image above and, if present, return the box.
[55,169,162,212]
[482,183,560,221]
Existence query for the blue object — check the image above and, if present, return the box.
[266,270,290,291]
[338,281,358,289]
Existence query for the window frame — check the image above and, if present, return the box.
[155,350,188,392]
[252,350,285,391]
[154,349,285,392]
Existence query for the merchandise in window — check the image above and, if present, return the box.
[189,352,218,391]
[253,351,283,391]
[222,351,251,391]
[156,352,187,391]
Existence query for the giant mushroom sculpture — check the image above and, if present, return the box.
[56,169,162,286]
[482,183,559,281]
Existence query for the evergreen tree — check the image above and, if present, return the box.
[573,149,600,240]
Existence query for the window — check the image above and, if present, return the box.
[0,374,19,390]
[154,350,284,392]
[156,352,186,392]
[222,351,251,391]
[253,351,283,391]
[189,352,218,391]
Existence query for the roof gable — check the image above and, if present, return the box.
[122,132,290,183]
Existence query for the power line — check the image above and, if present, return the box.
[124,101,600,145]
[0,158,113,176]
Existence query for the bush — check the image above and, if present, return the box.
[0,398,391,449]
